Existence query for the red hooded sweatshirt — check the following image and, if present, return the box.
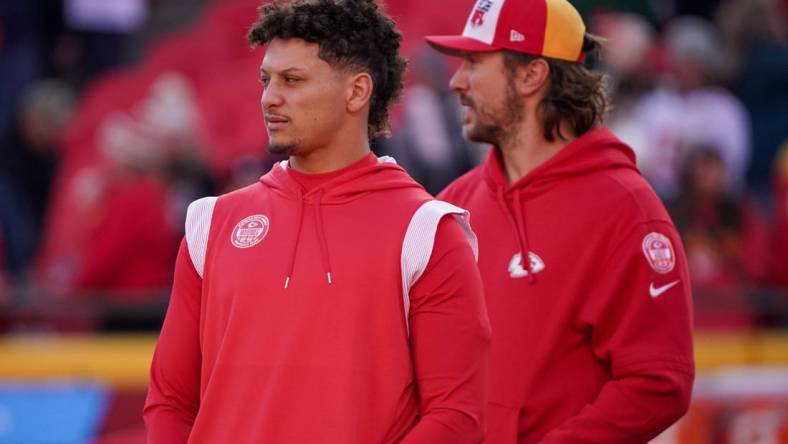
[438,129,695,443]
[144,153,491,443]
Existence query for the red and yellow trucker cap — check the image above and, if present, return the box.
[425,0,586,63]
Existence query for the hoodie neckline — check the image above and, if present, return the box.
[286,152,379,193]
[261,153,409,204]
[484,127,637,194]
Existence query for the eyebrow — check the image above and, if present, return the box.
[259,67,307,76]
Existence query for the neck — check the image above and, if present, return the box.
[498,119,574,184]
[288,125,371,173]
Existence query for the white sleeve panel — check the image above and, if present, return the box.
[400,200,478,336]
[185,196,218,278]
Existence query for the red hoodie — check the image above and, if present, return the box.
[438,129,695,443]
[144,153,491,443]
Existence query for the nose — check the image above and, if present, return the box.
[261,83,284,110]
[449,61,469,93]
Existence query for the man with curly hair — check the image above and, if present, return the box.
[143,1,491,442]
[426,0,694,442]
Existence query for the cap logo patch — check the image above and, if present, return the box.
[231,215,269,249]
[510,29,525,42]
[471,0,494,26]
[642,232,675,274]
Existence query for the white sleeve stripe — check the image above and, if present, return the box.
[400,200,478,336]
[185,196,218,278]
[451,209,478,261]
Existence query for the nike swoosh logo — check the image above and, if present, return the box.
[649,280,680,298]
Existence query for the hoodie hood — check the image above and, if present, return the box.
[259,154,424,288]
[483,128,639,284]
[484,127,639,196]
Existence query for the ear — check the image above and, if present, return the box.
[512,58,550,97]
[346,72,373,113]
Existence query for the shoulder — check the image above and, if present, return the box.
[217,181,267,205]
[401,200,478,297]
[437,165,485,204]
[183,182,265,277]
[592,168,674,230]
[589,170,675,250]
[186,182,263,222]
[405,201,477,254]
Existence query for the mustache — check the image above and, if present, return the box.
[458,94,475,108]
[264,113,289,120]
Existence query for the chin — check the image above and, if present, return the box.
[267,140,297,156]
[465,126,498,146]
[464,125,484,142]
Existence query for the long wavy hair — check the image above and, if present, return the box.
[503,35,609,142]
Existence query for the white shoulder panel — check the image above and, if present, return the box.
[185,196,218,278]
[400,200,478,335]
[377,155,398,164]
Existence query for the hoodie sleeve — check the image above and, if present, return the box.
[400,217,491,444]
[143,238,201,443]
[539,220,695,443]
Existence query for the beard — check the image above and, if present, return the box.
[461,81,523,148]
[267,142,297,156]
[266,135,301,156]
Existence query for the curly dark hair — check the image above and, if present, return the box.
[248,0,407,138]
[503,35,609,142]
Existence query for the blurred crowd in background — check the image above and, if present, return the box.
[1,1,787,442]
[0,0,787,332]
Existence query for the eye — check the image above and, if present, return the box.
[284,76,300,83]
[259,76,270,87]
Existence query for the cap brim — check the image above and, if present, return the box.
[424,35,499,56]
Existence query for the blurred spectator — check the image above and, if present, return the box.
[7,80,75,225]
[0,80,75,280]
[594,12,659,152]
[379,49,483,195]
[71,111,178,294]
[67,72,207,295]
[717,0,788,193]
[669,148,768,291]
[770,142,788,287]
[627,16,752,199]
[593,12,657,91]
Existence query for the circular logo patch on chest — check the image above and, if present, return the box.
[231,215,269,248]
[641,232,675,274]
